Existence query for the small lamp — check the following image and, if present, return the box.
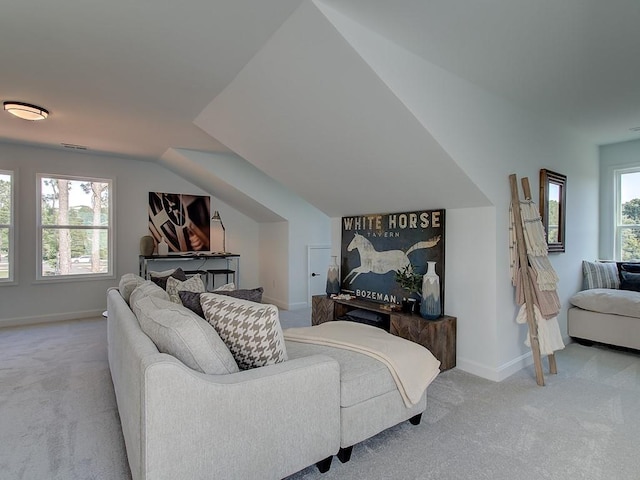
[211,210,226,253]
[3,101,49,121]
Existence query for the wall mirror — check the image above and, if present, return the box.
[539,169,566,253]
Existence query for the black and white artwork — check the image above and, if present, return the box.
[148,192,210,252]
[340,209,445,306]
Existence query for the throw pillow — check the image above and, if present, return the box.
[149,267,188,290]
[215,287,264,303]
[200,293,287,370]
[582,260,619,290]
[166,274,205,304]
[119,273,146,304]
[213,282,236,291]
[620,270,640,292]
[135,296,239,374]
[179,290,205,318]
[621,263,640,273]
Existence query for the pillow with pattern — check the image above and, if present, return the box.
[582,260,619,290]
[149,267,188,290]
[200,293,287,370]
[166,274,205,304]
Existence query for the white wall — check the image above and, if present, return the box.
[599,139,640,260]
[321,3,599,379]
[0,142,259,326]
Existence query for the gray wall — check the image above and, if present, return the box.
[0,142,259,326]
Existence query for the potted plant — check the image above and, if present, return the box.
[394,263,423,313]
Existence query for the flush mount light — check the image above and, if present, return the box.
[3,101,49,121]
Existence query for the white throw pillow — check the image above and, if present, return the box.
[214,282,236,291]
[166,274,205,304]
[200,293,287,370]
[130,281,170,314]
[118,273,146,304]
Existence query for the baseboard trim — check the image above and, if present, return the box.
[0,309,104,329]
[456,351,534,382]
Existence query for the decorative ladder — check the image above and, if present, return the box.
[509,174,557,386]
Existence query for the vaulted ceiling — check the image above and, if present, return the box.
[2,0,640,217]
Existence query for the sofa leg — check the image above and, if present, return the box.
[337,446,353,463]
[316,456,333,473]
[409,413,422,425]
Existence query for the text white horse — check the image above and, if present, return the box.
[344,233,441,284]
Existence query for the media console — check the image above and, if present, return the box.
[311,295,456,371]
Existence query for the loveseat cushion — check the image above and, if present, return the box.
[285,341,397,408]
[133,295,239,374]
[129,280,170,306]
[119,273,146,304]
[200,293,287,370]
[569,288,640,319]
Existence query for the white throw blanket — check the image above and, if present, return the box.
[284,321,441,407]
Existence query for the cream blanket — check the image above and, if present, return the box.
[284,321,441,407]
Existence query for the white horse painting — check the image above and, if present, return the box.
[344,233,441,284]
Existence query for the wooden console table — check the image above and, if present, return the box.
[312,295,456,371]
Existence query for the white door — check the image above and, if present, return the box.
[308,245,332,304]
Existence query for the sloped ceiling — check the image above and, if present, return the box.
[195,1,490,217]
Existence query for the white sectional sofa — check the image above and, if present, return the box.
[107,273,439,479]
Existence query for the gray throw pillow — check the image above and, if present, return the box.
[135,295,239,375]
[582,261,619,290]
[215,287,264,303]
[200,293,287,370]
[149,267,188,290]
[179,290,205,318]
[620,270,640,292]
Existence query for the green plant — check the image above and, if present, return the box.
[394,264,422,297]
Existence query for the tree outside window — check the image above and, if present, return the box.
[38,174,112,278]
[617,170,640,261]
[0,171,13,282]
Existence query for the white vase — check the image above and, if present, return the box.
[420,261,441,319]
[326,256,340,296]
[157,238,169,256]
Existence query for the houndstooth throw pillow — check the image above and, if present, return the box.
[200,293,287,370]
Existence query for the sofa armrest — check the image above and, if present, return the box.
[140,353,340,480]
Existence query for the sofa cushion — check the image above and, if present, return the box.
[166,274,205,304]
[130,281,170,309]
[149,267,188,290]
[569,288,640,319]
[134,295,239,374]
[582,261,619,290]
[285,341,397,408]
[200,293,287,370]
[119,273,146,304]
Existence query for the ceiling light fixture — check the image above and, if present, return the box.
[3,101,49,121]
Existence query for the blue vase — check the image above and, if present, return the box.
[420,261,441,319]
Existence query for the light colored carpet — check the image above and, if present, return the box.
[1,316,639,480]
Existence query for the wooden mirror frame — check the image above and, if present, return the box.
[539,169,566,253]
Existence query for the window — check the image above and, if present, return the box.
[0,170,14,283]
[615,168,640,261]
[38,174,112,279]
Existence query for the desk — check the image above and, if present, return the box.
[139,254,240,289]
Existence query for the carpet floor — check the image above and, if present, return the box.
[1,317,639,480]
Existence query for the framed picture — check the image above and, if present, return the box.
[148,192,210,252]
[340,209,445,310]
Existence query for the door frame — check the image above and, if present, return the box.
[307,244,331,305]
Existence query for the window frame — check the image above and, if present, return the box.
[614,166,640,261]
[0,169,15,285]
[36,173,114,282]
